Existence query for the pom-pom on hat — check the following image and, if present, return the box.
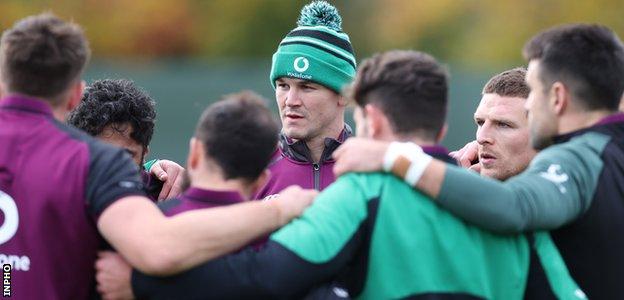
[270,1,356,94]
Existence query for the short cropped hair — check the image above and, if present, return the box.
[67,79,156,149]
[347,50,448,140]
[523,24,624,111]
[482,67,529,99]
[0,13,90,100]
[195,91,279,181]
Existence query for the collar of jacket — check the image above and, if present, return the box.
[553,112,624,144]
[279,124,352,163]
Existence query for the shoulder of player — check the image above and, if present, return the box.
[51,119,126,157]
[325,172,396,199]
[49,119,133,169]
[534,132,611,161]
[51,118,97,143]
[530,131,610,170]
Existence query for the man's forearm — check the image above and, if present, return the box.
[131,250,267,299]
[99,197,282,276]
[388,148,584,233]
[436,164,583,232]
[132,239,354,299]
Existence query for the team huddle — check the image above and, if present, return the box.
[1,1,624,299]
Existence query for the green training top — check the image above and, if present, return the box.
[437,132,609,232]
[132,164,584,299]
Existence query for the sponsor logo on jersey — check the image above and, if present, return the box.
[539,164,569,193]
[0,254,30,271]
[0,191,18,245]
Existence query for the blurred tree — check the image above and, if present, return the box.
[0,0,622,67]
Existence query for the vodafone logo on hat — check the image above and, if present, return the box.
[294,57,310,72]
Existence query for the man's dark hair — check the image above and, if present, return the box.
[0,13,90,101]
[523,24,624,111]
[347,50,448,140]
[482,67,529,99]
[67,79,156,149]
[195,91,279,181]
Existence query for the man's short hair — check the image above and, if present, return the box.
[347,50,448,140]
[523,24,624,111]
[67,79,156,149]
[195,91,279,181]
[482,67,529,99]
[0,13,90,100]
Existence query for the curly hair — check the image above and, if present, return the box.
[67,79,156,148]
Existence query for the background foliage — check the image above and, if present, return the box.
[1,0,620,162]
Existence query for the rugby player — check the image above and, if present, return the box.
[0,13,314,299]
[68,79,166,201]
[97,50,581,300]
[451,67,537,180]
[334,24,624,299]
[254,0,356,198]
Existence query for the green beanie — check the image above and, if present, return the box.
[270,1,356,94]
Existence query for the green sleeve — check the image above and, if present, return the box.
[436,132,609,233]
[143,159,158,172]
[271,173,375,263]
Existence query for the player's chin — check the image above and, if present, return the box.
[283,128,307,140]
[480,168,498,178]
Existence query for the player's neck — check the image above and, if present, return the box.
[189,172,254,200]
[52,107,70,122]
[559,108,613,135]
[304,123,344,163]
[381,132,438,147]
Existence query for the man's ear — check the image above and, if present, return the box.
[66,80,85,111]
[436,123,448,143]
[187,137,204,171]
[337,95,349,107]
[364,104,388,139]
[550,81,569,116]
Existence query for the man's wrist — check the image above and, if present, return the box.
[383,142,433,186]
[263,198,286,228]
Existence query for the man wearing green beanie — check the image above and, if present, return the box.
[255,0,356,199]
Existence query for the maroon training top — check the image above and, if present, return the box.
[0,96,146,299]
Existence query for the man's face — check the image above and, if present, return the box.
[97,122,145,165]
[275,77,342,141]
[474,94,537,180]
[525,60,559,150]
